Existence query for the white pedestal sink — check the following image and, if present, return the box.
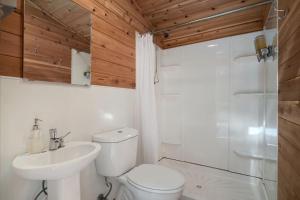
[12,142,101,200]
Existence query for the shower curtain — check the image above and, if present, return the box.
[135,32,160,164]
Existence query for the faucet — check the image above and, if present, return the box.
[49,129,71,151]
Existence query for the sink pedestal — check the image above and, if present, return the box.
[48,173,81,200]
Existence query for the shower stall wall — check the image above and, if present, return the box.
[157,30,278,182]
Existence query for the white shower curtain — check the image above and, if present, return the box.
[135,32,160,164]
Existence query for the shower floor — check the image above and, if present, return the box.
[159,158,266,200]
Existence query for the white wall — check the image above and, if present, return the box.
[158,38,230,170]
[0,77,135,200]
[158,31,269,177]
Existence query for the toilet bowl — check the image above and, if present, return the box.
[93,128,185,200]
[116,164,184,200]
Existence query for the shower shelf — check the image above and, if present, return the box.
[160,93,181,96]
[233,55,257,63]
[233,91,277,96]
[234,150,276,162]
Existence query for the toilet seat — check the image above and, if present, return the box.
[126,164,185,194]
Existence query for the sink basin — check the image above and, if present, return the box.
[13,141,101,180]
[12,141,101,200]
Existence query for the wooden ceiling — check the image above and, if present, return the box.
[27,0,91,40]
[134,0,272,48]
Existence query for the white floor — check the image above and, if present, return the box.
[159,158,266,200]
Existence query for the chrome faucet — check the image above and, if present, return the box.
[49,129,71,151]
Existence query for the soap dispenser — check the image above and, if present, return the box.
[28,118,45,154]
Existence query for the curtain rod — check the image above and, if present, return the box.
[152,0,273,34]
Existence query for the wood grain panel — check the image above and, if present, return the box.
[278,0,300,199]
[160,20,263,49]
[92,16,135,49]
[0,55,22,77]
[0,31,22,57]
[75,0,148,34]
[23,2,77,83]
[138,0,271,49]
[92,44,134,68]
[92,30,135,58]
[279,50,300,83]
[278,151,300,200]
[278,101,300,125]
[92,59,135,78]
[1,0,145,88]
[158,5,265,40]
[96,0,152,32]
[279,77,300,101]
[279,118,300,151]
[0,12,22,35]
[150,0,267,29]
[74,0,138,88]
[155,4,268,48]
[279,24,300,65]
[92,72,135,88]
[0,9,23,78]
[23,59,71,83]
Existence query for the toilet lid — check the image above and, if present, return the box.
[127,164,184,192]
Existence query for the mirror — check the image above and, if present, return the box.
[23,0,91,86]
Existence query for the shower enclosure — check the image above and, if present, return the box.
[156,2,278,200]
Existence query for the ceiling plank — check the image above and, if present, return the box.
[158,20,263,49]
[152,0,269,29]
[158,4,268,40]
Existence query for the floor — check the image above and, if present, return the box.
[159,158,266,200]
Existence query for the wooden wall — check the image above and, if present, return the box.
[0,0,150,88]
[278,0,300,199]
[0,0,22,77]
[137,0,271,49]
[23,3,90,83]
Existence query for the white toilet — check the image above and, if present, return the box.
[93,128,185,200]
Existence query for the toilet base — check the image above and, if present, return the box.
[115,174,183,200]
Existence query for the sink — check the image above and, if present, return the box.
[12,141,101,200]
[13,141,101,180]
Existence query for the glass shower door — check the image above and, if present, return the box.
[262,1,278,199]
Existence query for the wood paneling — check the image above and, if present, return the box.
[23,2,86,84]
[278,0,300,199]
[0,12,22,35]
[27,0,91,39]
[0,55,22,77]
[23,58,71,83]
[135,0,271,49]
[162,20,263,48]
[0,9,23,78]
[74,0,140,88]
[155,4,267,48]
[0,0,150,88]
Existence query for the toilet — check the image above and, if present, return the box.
[93,128,185,200]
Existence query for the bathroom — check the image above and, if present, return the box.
[0,0,299,200]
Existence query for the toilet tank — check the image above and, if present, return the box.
[93,128,138,177]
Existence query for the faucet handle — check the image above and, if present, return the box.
[49,128,57,139]
[58,132,71,148]
[60,131,71,139]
